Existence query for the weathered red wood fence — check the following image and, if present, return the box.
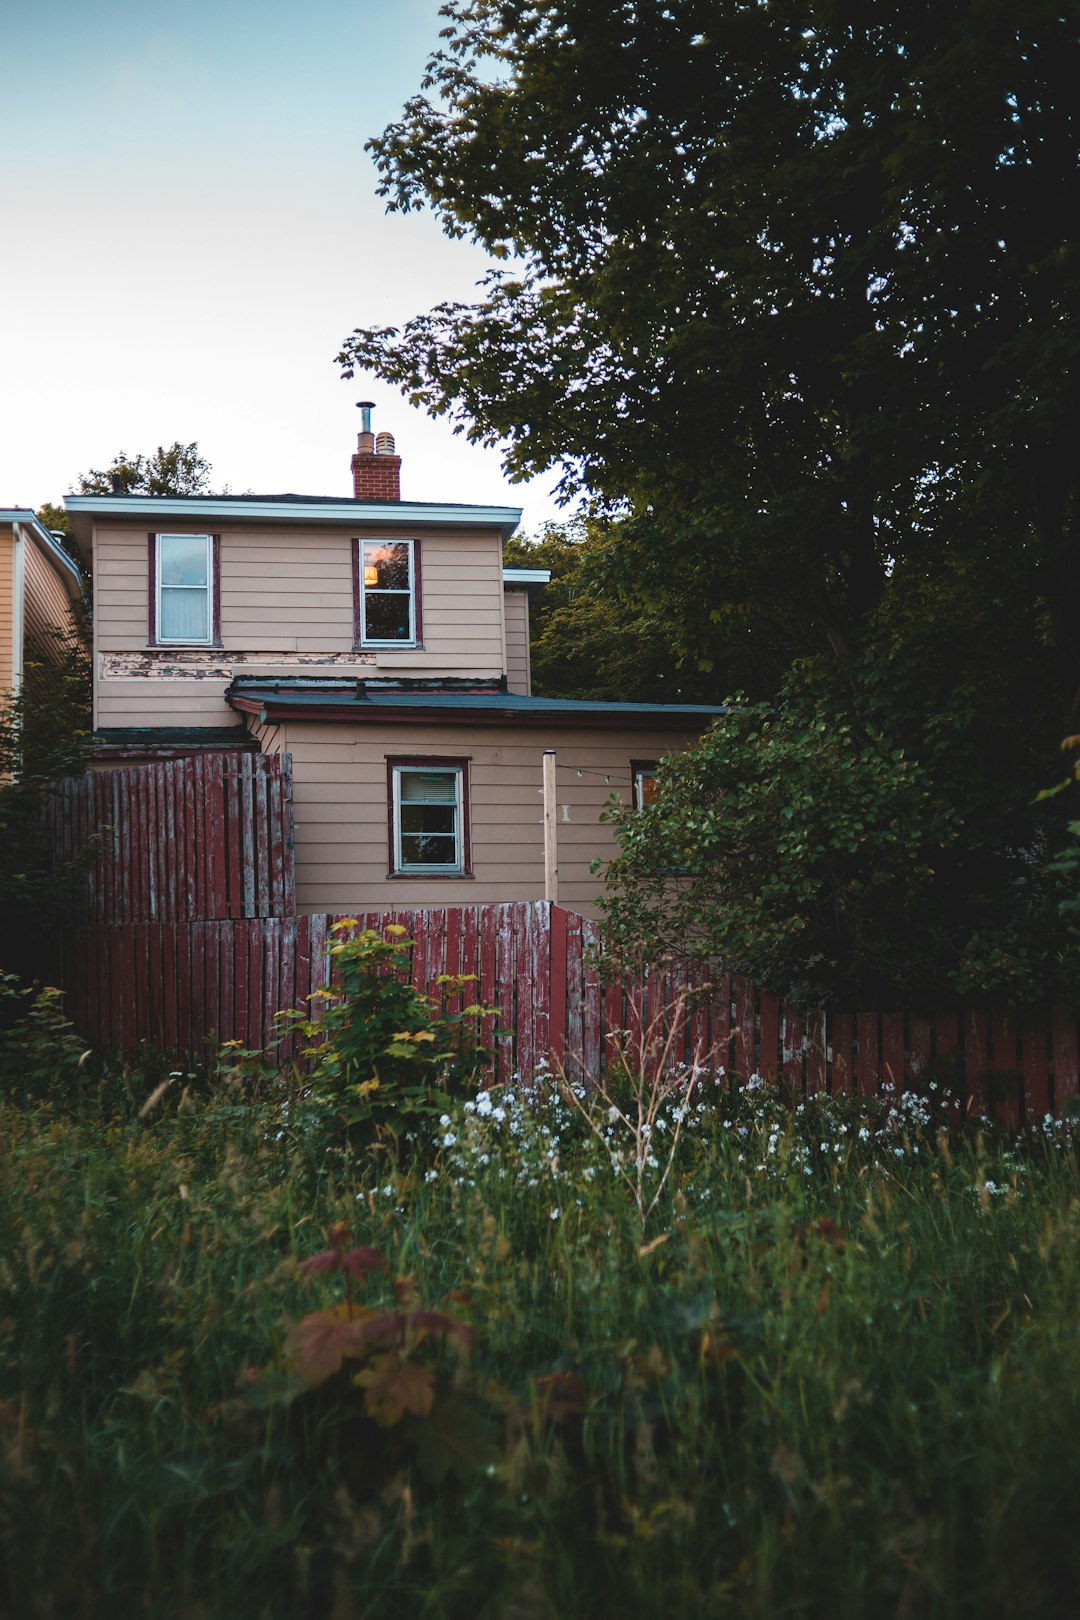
[59,903,1080,1120]
[44,753,294,922]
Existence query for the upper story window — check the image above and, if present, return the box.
[151,533,218,645]
[354,538,421,647]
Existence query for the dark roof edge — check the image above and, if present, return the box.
[89,726,257,761]
[225,689,722,732]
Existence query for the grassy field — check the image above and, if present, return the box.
[2,982,1080,1618]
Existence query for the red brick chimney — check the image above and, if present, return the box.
[351,401,401,501]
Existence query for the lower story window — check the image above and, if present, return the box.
[390,760,469,875]
[632,761,659,809]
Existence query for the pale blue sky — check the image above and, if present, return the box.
[0,0,566,528]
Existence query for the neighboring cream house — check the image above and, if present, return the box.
[0,508,85,705]
[64,417,719,915]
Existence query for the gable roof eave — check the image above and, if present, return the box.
[0,509,85,595]
[63,493,523,548]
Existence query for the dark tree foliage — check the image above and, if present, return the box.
[344,0,1080,1000]
[603,545,1078,1004]
[40,443,217,599]
[0,608,94,978]
[504,520,743,702]
[76,441,213,498]
[341,0,1079,690]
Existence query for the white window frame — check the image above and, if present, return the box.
[156,532,214,646]
[391,763,465,876]
[359,537,416,647]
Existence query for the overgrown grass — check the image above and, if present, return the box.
[2,1041,1079,1618]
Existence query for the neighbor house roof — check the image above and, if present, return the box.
[0,509,84,592]
[225,676,724,732]
[63,493,523,545]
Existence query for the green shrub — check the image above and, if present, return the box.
[276,923,496,1152]
[0,972,90,1107]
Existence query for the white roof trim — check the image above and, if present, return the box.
[502,568,551,586]
[63,495,522,540]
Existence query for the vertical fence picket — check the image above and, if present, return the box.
[515,903,537,1086]
[479,905,497,1063]
[460,907,479,1048]
[240,757,256,917]
[211,755,228,919]
[548,904,568,1070]
[991,1008,1019,1128]
[279,915,296,1037]
[264,919,281,1057]
[268,761,285,917]
[603,966,624,1075]
[294,911,312,1023]
[219,919,236,1044]
[147,924,162,1047]
[964,1010,989,1122]
[805,1010,826,1095]
[1021,1011,1050,1123]
[281,755,297,915]
[857,1013,879,1098]
[668,956,688,1071]
[686,959,710,1074]
[246,919,265,1051]
[442,906,462,1010]
[759,993,781,1082]
[731,972,757,1075]
[131,766,145,921]
[1050,1006,1078,1117]
[907,1015,931,1090]
[496,905,517,1084]
[254,759,271,917]
[881,1013,904,1098]
[182,758,197,920]
[644,957,664,1072]
[934,1013,961,1127]
[581,917,603,1080]
[565,911,585,1076]
[830,1014,853,1095]
[734,976,755,1080]
[782,1004,804,1093]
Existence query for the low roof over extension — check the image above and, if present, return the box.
[225,676,725,731]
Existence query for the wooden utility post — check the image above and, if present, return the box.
[542,748,559,903]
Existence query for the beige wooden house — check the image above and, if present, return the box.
[65,418,719,915]
[0,508,85,705]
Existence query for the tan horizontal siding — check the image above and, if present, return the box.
[281,718,706,917]
[503,588,530,695]
[92,521,509,726]
[23,538,74,644]
[0,529,14,691]
[96,684,237,727]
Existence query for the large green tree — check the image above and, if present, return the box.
[342,0,1078,692]
[343,0,1080,1000]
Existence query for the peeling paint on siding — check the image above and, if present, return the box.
[100,650,379,680]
